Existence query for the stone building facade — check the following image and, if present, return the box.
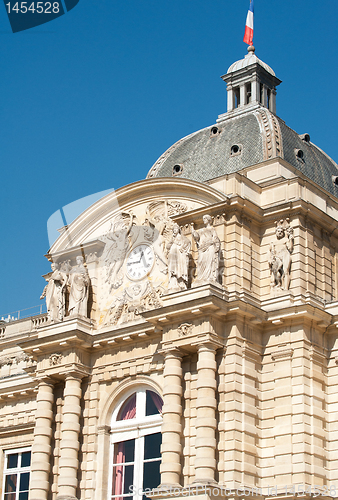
[2,47,338,500]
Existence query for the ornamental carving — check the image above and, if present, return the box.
[268,219,294,291]
[97,199,189,315]
[0,352,30,368]
[102,283,163,327]
[49,353,63,366]
[177,323,193,337]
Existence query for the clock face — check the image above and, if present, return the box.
[126,244,155,280]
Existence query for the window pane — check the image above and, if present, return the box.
[123,464,134,494]
[114,440,135,465]
[142,460,161,491]
[144,433,161,460]
[117,394,136,421]
[7,454,18,469]
[5,474,17,492]
[21,452,31,468]
[4,494,16,500]
[145,391,163,416]
[19,493,28,500]
[19,472,30,491]
[112,464,134,497]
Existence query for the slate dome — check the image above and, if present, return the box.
[147,49,338,198]
[227,46,275,76]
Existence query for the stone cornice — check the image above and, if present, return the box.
[0,421,35,437]
[45,239,105,264]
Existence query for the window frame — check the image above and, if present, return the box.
[2,446,31,500]
[108,387,163,500]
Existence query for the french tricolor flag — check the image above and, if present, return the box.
[243,0,254,46]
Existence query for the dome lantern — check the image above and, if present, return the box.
[221,46,282,115]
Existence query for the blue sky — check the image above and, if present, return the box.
[1,0,337,317]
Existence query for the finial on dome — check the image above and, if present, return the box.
[248,45,255,54]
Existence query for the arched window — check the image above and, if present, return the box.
[109,388,163,500]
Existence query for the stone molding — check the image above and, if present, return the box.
[271,348,294,361]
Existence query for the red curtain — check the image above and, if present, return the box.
[149,391,163,414]
[113,442,125,500]
[118,393,136,421]
[113,394,137,499]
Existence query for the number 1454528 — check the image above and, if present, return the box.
[6,2,60,13]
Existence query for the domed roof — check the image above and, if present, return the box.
[146,107,338,198]
[227,46,275,76]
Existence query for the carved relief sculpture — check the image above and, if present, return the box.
[143,217,168,274]
[268,219,294,290]
[103,212,135,291]
[68,256,90,317]
[192,215,220,286]
[177,323,193,337]
[49,353,63,366]
[40,262,67,322]
[166,223,191,292]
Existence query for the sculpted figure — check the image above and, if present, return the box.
[143,217,168,274]
[40,262,67,322]
[166,223,191,291]
[268,220,294,290]
[104,214,134,290]
[192,215,220,285]
[68,256,90,317]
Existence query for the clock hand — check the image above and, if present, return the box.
[141,252,148,267]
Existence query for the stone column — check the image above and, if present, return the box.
[160,349,183,488]
[29,378,54,500]
[240,85,246,107]
[270,89,277,114]
[251,78,259,103]
[57,373,83,500]
[194,343,217,484]
[262,84,268,107]
[227,86,234,112]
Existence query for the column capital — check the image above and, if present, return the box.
[63,370,87,381]
[97,425,111,435]
[35,376,55,387]
[195,339,223,352]
[158,347,184,359]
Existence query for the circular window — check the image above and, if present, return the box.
[231,145,241,156]
[211,126,218,135]
[295,149,304,160]
[332,176,338,187]
[172,164,183,176]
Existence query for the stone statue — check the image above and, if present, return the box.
[166,223,191,292]
[40,262,67,322]
[268,220,294,291]
[192,215,220,286]
[68,256,90,317]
